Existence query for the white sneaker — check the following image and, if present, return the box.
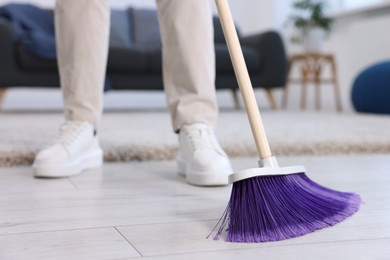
[33,121,103,178]
[177,123,233,186]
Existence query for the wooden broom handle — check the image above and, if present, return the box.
[215,0,272,159]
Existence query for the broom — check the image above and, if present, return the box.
[210,0,361,242]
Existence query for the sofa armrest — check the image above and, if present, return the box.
[0,19,19,85]
[241,31,287,88]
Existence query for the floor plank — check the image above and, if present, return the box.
[117,208,390,257]
[0,194,227,235]
[0,227,140,260]
[0,167,75,194]
[143,238,390,260]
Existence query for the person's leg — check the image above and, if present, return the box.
[56,0,110,124]
[33,0,110,178]
[156,0,218,132]
[156,0,232,186]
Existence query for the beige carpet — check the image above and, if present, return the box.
[1,110,390,166]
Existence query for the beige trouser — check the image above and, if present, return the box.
[55,0,218,132]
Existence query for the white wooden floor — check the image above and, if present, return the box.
[0,154,389,260]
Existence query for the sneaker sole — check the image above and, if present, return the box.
[177,157,231,186]
[186,168,231,186]
[33,149,103,178]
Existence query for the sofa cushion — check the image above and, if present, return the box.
[128,10,236,46]
[17,43,260,75]
[147,44,261,73]
[17,44,57,71]
[213,17,225,43]
[107,46,148,73]
[131,8,161,47]
[213,17,240,43]
[148,48,162,72]
[215,44,261,73]
[17,44,149,73]
[109,9,132,48]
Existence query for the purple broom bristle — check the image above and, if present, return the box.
[210,172,361,243]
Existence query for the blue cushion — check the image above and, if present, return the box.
[351,61,390,114]
[0,3,56,59]
[131,8,161,47]
[109,9,132,48]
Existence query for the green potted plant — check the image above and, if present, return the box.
[287,0,333,52]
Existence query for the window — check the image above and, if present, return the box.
[342,0,385,9]
[329,0,390,15]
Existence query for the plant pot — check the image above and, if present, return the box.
[302,27,325,53]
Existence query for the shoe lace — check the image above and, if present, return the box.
[48,121,89,147]
[186,127,218,152]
